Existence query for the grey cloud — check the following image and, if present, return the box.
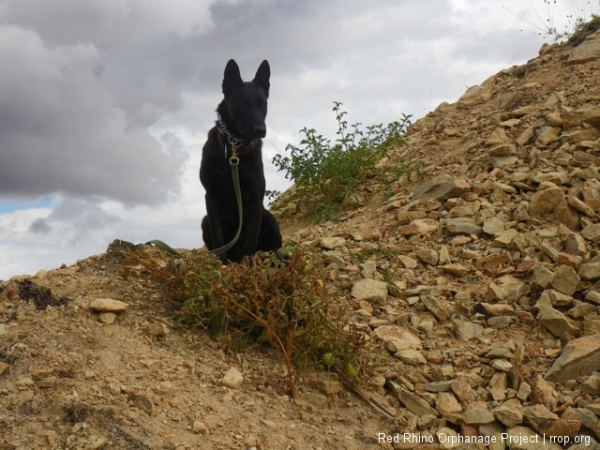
[0,24,182,204]
[29,218,52,234]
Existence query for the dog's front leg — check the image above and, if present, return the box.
[205,194,227,264]
[240,200,263,258]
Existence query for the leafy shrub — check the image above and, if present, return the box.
[122,247,365,395]
[507,1,600,42]
[272,101,415,220]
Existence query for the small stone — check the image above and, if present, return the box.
[319,237,346,250]
[579,262,600,281]
[374,325,422,353]
[421,295,451,321]
[488,316,513,328]
[0,361,8,375]
[221,367,244,389]
[416,249,439,265]
[582,178,600,211]
[398,255,418,269]
[15,377,34,389]
[438,245,452,265]
[398,218,440,236]
[563,406,599,430]
[446,218,483,236]
[453,318,484,342]
[517,381,532,402]
[412,177,470,201]
[440,263,471,277]
[568,194,596,217]
[130,393,153,415]
[386,380,438,416]
[582,372,600,395]
[545,334,600,383]
[425,380,454,392]
[529,185,565,217]
[395,349,427,365]
[487,143,517,156]
[451,377,477,404]
[586,290,600,305]
[550,265,580,296]
[494,405,523,427]
[492,359,513,372]
[489,371,508,401]
[351,279,388,301]
[565,233,588,257]
[492,229,518,248]
[538,289,573,307]
[570,301,596,318]
[192,421,209,435]
[89,437,108,449]
[436,392,463,415]
[523,404,559,432]
[532,265,554,289]
[99,313,117,325]
[535,296,578,339]
[532,375,559,410]
[536,126,561,145]
[463,401,495,424]
[582,223,600,242]
[483,217,505,236]
[89,298,130,313]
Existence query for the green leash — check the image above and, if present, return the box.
[209,152,243,257]
[112,239,182,257]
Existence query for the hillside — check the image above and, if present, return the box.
[2,30,600,450]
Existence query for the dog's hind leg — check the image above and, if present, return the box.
[201,216,213,250]
[257,210,282,253]
[204,196,228,263]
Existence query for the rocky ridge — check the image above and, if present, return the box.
[278,29,600,449]
[1,29,600,450]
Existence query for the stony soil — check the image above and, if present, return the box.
[2,30,600,450]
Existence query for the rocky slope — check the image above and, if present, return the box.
[2,30,600,450]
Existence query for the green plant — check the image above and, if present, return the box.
[272,101,412,221]
[121,247,365,396]
[505,0,600,41]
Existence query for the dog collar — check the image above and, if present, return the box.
[216,116,260,159]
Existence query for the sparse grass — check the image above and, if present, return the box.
[506,0,600,42]
[272,101,418,222]
[121,247,366,396]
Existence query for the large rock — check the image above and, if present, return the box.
[373,325,422,353]
[411,177,470,201]
[351,279,388,301]
[89,298,130,313]
[545,334,600,383]
[582,178,600,211]
[568,30,600,65]
[529,185,565,217]
[535,293,578,339]
[386,381,438,416]
[398,219,440,236]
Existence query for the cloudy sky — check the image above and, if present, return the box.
[0,0,590,279]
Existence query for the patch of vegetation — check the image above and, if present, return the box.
[122,248,366,395]
[506,0,600,42]
[272,101,419,222]
[18,280,68,310]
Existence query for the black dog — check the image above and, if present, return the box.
[200,59,282,263]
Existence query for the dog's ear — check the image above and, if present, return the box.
[222,59,243,96]
[253,60,270,97]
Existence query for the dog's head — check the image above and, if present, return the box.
[221,59,270,140]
